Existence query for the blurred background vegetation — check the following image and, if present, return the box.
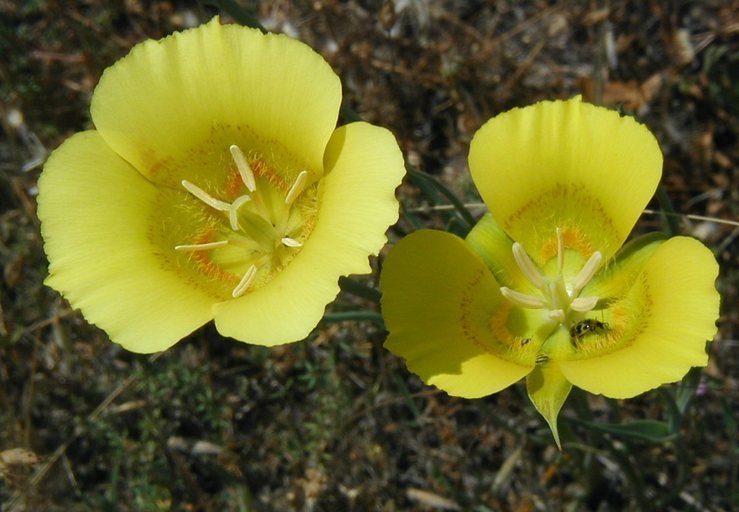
[1,0,737,510]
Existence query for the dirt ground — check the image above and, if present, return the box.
[1,1,737,511]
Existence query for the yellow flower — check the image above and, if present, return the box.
[38,18,405,353]
[380,98,719,446]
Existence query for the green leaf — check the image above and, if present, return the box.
[399,201,424,231]
[675,366,703,415]
[206,0,267,32]
[572,418,677,443]
[407,166,476,230]
[322,310,384,327]
[338,276,381,304]
[655,185,681,236]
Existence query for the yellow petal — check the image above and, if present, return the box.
[584,232,666,299]
[381,230,533,398]
[468,97,662,263]
[527,359,572,449]
[38,132,216,353]
[560,236,720,398]
[213,122,404,345]
[91,17,341,188]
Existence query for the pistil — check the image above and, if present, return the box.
[174,143,311,299]
[500,229,603,326]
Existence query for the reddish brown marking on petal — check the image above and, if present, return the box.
[540,226,594,262]
[252,159,290,190]
[458,269,489,352]
[487,301,518,350]
[503,184,618,262]
[502,184,569,232]
[224,158,292,200]
[607,306,629,344]
[625,274,654,342]
[139,144,175,181]
[224,169,245,200]
[566,295,646,360]
[147,159,171,179]
[458,270,531,366]
[250,158,267,177]
[487,300,541,365]
[189,230,237,284]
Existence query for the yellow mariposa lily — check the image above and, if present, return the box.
[380,98,719,446]
[38,18,405,352]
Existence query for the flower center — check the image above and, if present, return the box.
[500,228,602,328]
[174,144,315,298]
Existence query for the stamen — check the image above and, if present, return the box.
[229,144,257,192]
[281,237,303,248]
[232,264,257,298]
[494,229,605,331]
[174,240,229,252]
[556,227,564,273]
[228,195,252,231]
[182,180,230,211]
[512,242,544,289]
[572,251,603,294]
[570,296,599,312]
[285,171,308,205]
[500,287,547,308]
